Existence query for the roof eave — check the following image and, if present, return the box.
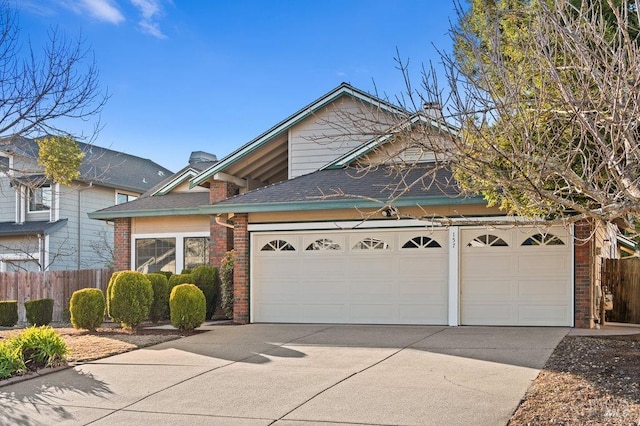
[88,207,204,220]
[200,195,486,215]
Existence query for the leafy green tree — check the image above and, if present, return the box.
[431,0,640,228]
[37,136,85,185]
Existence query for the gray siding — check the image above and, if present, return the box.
[47,184,120,270]
[288,97,396,178]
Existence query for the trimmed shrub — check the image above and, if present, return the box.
[167,273,194,318]
[146,273,169,323]
[70,288,105,331]
[181,269,193,274]
[106,271,125,319]
[191,265,220,320]
[220,250,235,319]
[157,271,173,280]
[0,301,18,327]
[14,326,68,369]
[108,271,153,329]
[170,284,206,331]
[24,298,54,326]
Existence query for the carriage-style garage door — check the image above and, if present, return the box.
[460,226,573,326]
[251,229,449,325]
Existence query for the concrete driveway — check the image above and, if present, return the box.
[0,324,568,426]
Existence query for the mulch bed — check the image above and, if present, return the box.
[509,333,640,425]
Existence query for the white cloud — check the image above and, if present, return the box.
[138,20,166,39]
[131,0,167,39]
[77,0,125,24]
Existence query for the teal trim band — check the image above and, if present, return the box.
[198,195,486,214]
[88,208,207,220]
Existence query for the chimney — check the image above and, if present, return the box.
[189,151,218,164]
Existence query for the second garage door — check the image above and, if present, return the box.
[251,229,449,325]
[460,226,573,326]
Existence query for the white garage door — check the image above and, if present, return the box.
[251,229,448,324]
[460,226,572,326]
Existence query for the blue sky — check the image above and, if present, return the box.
[18,1,458,173]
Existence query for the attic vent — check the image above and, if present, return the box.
[143,178,147,183]
[158,170,165,176]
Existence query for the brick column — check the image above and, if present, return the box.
[113,218,131,271]
[232,213,249,324]
[574,220,594,328]
[209,180,237,267]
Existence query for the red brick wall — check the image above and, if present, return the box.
[208,180,238,267]
[113,218,131,271]
[232,213,249,324]
[574,220,594,328]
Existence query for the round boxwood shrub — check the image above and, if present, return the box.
[106,271,125,319]
[146,273,169,323]
[191,265,220,320]
[69,288,105,331]
[0,301,18,327]
[170,284,206,331]
[167,273,194,319]
[24,298,54,326]
[108,271,153,329]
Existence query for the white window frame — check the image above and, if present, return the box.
[131,231,210,274]
[28,185,52,213]
[0,153,12,176]
[115,190,138,205]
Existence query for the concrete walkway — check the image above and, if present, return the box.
[0,324,568,426]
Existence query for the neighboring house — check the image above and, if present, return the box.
[0,136,172,271]
[91,82,617,328]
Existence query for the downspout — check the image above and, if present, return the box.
[215,215,234,229]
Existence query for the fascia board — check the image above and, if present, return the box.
[198,195,486,214]
[150,169,198,196]
[88,207,204,220]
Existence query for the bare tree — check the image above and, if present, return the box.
[334,0,640,232]
[0,2,106,180]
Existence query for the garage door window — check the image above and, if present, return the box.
[467,234,508,247]
[306,238,341,251]
[353,237,389,250]
[261,240,295,251]
[402,236,441,248]
[522,233,564,246]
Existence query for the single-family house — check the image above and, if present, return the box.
[0,136,172,271]
[90,83,616,328]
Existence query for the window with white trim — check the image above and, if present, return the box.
[522,233,564,246]
[353,237,389,250]
[467,234,508,247]
[28,185,52,212]
[306,238,341,251]
[402,236,441,249]
[184,237,209,269]
[0,154,10,174]
[135,238,176,273]
[116,191,138,205]
[261,240,295,251]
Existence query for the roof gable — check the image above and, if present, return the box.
[190,83,407,187]
[322,113,460,170]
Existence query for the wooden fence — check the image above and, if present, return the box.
[601,258,640,324]
[0,269,114,323]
